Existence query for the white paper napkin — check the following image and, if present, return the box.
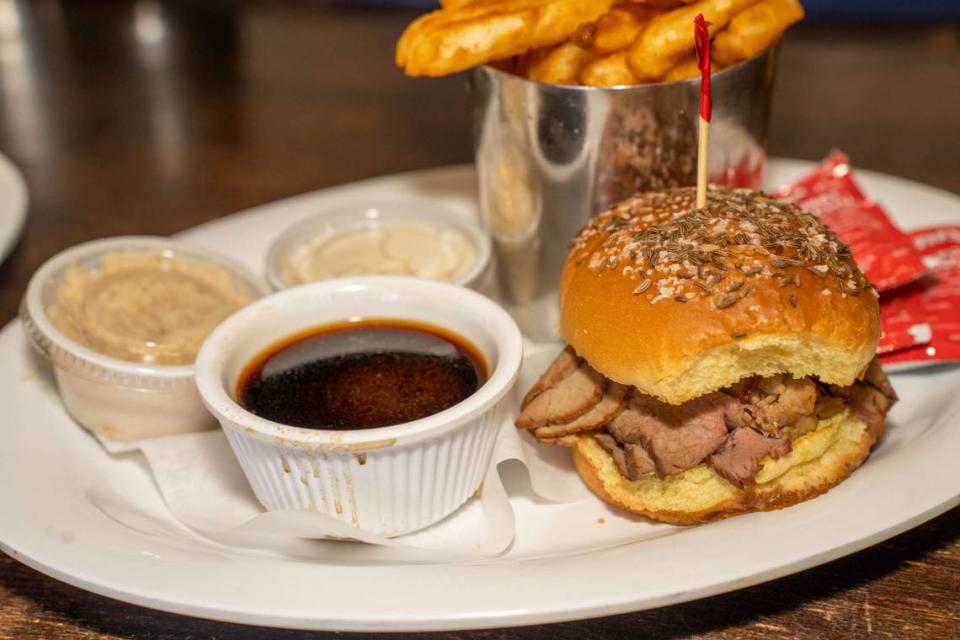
[92,343,594,562]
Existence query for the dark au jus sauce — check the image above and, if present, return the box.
[237,319,488,430]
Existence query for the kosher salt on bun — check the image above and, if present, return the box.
[560,185,881,405]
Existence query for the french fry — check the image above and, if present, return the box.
[713,0,804,66]
[579,51,639,86]
[626,0,760,80]
[620,0,695,8]
[662,55,700,81]
[401,0,801,84]
[526,42,595,84]
[397,0,613,77]
[662,53,718,81]
[573,4,659,55]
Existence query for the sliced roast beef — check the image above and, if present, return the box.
[815,394,846,419]
[539,434,579,447]
[519,351,897,487]
[720,396,756,431]
[533,383,629,440]
[824,358,896,439]
[593,432,656,481]
[608,393,730,477]
[743,375,817,437]
[848,384,895,440]
[625,443,656,479]
[594,432,629,477]
[708,427,791,488]
[862,358,898,402]
[856,360,897,439]
[515,363,605,429]
[521,347,579,410]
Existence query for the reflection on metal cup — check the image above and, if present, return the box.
[468,47,778,316]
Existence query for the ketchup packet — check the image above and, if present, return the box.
[878,281,932,355]
[881,226,960,369]
[774,152,928,291]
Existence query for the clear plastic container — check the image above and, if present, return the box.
[20,236,268,441]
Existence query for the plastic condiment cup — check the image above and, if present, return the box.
[20,236,269,442]
[194,276,523,537]
[263,199,493,292]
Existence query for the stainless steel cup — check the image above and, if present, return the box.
[467,48,778,324]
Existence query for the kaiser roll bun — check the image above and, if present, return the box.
[560,186,880,405]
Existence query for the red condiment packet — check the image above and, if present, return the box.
[880,225,960,369]
[878,281,932,355]
[774,152,928,292]
[713,153,765,189]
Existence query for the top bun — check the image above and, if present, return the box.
[560,186,881,405]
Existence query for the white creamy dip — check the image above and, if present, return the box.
[283,221,478,285]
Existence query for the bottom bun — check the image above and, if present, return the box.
[572,409,884,525]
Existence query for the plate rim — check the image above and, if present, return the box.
[3,494,959,632]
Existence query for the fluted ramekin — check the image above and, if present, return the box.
[194,276,523,537]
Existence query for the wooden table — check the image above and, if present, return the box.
[1,2,958,637]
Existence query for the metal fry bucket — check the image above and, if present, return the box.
[468,48,778,316]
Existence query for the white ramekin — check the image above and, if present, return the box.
[263,199,493,292]
[20,236,269,441]
[194,276,523,537]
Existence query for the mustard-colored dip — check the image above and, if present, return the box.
[47,250,252,365]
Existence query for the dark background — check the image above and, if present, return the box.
[368,0,960,21]
[0,1,958,638]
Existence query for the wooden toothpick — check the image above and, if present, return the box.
[694,14,712,209]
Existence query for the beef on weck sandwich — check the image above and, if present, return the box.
[516,186,896,525]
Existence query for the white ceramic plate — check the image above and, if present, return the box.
[1,159,958,632]
[0,152,27,264]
